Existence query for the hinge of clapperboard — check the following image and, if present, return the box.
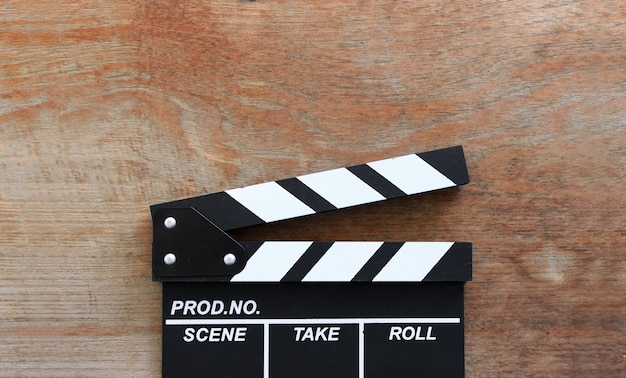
[151,146,472,283]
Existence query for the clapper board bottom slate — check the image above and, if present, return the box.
[163,282,465,377]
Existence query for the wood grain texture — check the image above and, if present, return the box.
[1,0,625,376]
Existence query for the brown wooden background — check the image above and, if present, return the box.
[1,0,625,376]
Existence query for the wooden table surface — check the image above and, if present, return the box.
[2,0,625,376]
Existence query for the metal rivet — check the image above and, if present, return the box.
[164,217,177,229]
[223,253,236,266]
[164,253,177,265]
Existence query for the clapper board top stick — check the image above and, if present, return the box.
[151,145,472,378]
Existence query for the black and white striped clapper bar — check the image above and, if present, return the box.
[151,145,472,378]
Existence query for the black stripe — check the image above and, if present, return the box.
[347,164,406,199]
[281,242,333,282]
[190,192,267,232]
[423,242,472,282]
[276,178,336,213]
[352,242,403,282]
[150,192,266,232]
[240,241,265,259]
[417,146,469,185]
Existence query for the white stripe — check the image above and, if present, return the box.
[231,242,312,282]
[373,242,453,282]
[359,322,364,378]
[297,168,385,208]
[263,323,269,378]
[226,181,315,223]
[302,242,383,282]
[368,154,456,195]
[166,317,461,326]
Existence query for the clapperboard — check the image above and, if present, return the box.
[151,146,472,378]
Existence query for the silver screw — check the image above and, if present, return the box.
[164,253,177,265]
[223,253,236,266]
[164,217,177,229]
